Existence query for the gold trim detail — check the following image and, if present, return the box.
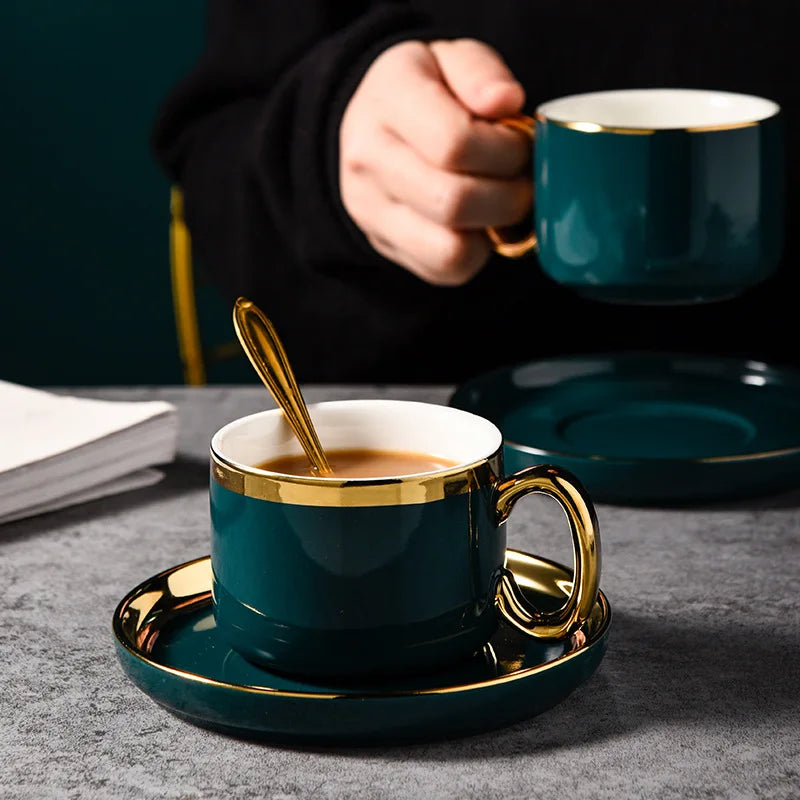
[534,111,770,135]
[494,465,600,639]
[210,449,502,507]
[112,551,611,700]
[486,115,538,258]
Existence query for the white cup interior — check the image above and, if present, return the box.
[536,88,779,129]
[211,399,502,479]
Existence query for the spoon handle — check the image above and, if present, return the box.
[233,298,333,475]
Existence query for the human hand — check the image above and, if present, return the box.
[339,39,531,286]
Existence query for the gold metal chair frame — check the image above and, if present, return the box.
[169,188,243,384]
[169,187,206,385]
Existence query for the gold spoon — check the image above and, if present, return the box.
[232,297,333,476]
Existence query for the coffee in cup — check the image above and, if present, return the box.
[257,448,459,478]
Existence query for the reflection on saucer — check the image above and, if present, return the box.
[113,550,610,745]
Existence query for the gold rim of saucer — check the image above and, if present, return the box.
[505,437,800,465]
[210,448,504,507]
[112,550,611,699]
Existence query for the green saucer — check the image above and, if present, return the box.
[113,550,610,746]
[450,353,800,506]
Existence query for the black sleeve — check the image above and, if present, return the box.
[151,1,439,298]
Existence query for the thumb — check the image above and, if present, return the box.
[429,39,525,119]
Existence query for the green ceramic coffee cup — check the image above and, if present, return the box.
[209,399,600,680]
[488,88,784,304]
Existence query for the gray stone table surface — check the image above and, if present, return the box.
[1,385,798,800]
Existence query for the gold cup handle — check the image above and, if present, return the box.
[486,115,538,258]
[493,464,600,639]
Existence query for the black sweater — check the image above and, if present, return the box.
[152,1,798,383]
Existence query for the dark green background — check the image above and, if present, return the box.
[1,1,250,385]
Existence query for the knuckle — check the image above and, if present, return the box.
[453,37,503,64]
[340,143,368,176]
[434,179,472,226]
[430,117,472,170]
[339,123,378,176]
[376,40,426,72]
[343,198,368,231]
[434,233,478,284]
[366,233,394,261]
[453,37,484,50]
[340,186,374,233]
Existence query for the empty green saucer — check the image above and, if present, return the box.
[113,550,610,746]
[450,353,800,506]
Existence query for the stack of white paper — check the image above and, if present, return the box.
[0,381,179,524]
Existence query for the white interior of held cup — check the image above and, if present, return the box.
[212,399,503,478]
[537,88,779,129]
